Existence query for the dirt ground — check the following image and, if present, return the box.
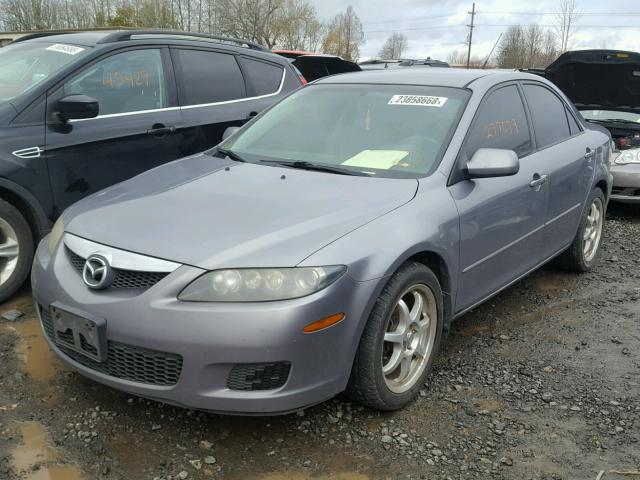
[0,203,638,480]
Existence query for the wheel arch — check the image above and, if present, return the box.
[0,178,51,242]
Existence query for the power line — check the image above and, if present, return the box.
[361,13,461,25]
[475,23,640,28]
[478,11,640,16]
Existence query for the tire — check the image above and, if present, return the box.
[557,188,606,272]
[346,261,444,411]
[0,199,33,304]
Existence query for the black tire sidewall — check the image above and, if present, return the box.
[355,262,444,410]
[0,200,33,304]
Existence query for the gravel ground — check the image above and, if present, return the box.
[0,203,638,480]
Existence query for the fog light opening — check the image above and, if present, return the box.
[303,313,345,333]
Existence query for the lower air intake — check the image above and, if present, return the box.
[227,362,291,391]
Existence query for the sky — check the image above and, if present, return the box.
[308,0,640,62]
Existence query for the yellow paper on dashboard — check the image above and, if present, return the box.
[342,150,409,170]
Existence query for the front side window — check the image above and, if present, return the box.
[175,49,246,105]
[523,84,571,148]
[464,85,532,158]
[64,49,167,116]
[221,84,470,178]
[0,42,91,103]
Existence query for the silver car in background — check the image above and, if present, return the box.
[32,69,611,414]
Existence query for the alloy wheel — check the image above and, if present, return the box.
[382,284,438,393]
[0,217,19,286]
[583,197,603,262]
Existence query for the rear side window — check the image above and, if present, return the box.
[523,84,571,148]
[238,57,283,96]
[464,85,532,158]
[566,107,582,136]
[175,49,245,105]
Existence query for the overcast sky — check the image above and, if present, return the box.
[309,0,640,62]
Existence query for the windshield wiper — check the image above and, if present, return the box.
[216,147,247,162]
[587,118,640,126]
[259,160,368,176]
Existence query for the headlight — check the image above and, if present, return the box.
[179,266,346,302]
[614,148,640,165]
[48,217,64,254]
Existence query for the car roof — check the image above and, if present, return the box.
[315,68,523,88]
[18,31,112,47]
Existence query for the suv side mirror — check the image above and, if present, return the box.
[464,148,520,179]
[222,126,240,141]
[57,94,99,122]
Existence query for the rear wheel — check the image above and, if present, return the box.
[0,199,33,303]
[557,188,605,272]
[346,262,443,410]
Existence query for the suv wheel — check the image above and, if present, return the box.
[346,262,443,410]
[0,199,33,303]
[557,188,605,272]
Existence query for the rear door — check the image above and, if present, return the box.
[171,48,287,155]
[45,46,182,213]
[521,82,593,257]
[449,83,549,312]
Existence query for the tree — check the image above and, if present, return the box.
[378,32,407,60]
[554,0,580,52]
[447,49,484,67]
[322,6,364,61]
[496,24,558,69]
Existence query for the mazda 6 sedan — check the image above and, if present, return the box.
[32,68,612,414]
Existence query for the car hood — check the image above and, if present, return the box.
[543,50,640,114]
[65,154,418,270]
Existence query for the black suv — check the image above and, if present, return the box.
[0,30,301,302]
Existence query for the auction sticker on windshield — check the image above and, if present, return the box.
[46,44,85,55]
[388,95,448,107]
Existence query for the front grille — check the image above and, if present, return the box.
[40,307,182,386]
[66,247,169,290]
[227,362,291,391]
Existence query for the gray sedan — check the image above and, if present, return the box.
[32,69,611,414]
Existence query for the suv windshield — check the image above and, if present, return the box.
[581,110,640,123]
[0,42,91,103]
[221,84,469,178]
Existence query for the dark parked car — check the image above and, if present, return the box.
[272,50,361,82]
[529,50,640,204]
[0,30,301,301]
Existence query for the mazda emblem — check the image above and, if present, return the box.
[82,254,114,290]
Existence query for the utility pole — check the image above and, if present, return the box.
[466,2,476,69]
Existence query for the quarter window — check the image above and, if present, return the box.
[64,49,167,116]
[238,57,283,96]
[464,85,532,158]
[175,49,245,105]
[566,107,581,136]
[523,84,571,148]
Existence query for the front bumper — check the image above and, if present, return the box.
[31,237,377,414]
[610,163,640,204]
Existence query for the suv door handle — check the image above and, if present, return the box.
[147,124,176,137]
[529,174,548,189]
[584,148,595,159]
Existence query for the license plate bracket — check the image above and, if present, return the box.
[50,303,107,362]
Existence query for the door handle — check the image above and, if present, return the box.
[529,174,548,189]
[147,124,176,137]
[584,148,595,159]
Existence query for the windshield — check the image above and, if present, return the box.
[220,84,469,178]
[0,42,91,103]
[581,110,640,123]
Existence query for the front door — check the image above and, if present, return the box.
[45,47,182,213]
[449,84,549,312]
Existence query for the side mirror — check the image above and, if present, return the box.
[464,148,520,179]
[222,126,240,141]
[57,94,99,122]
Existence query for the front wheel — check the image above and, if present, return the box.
[346,262,443,411]
[557,188,605,272]
[0,199,33,303]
